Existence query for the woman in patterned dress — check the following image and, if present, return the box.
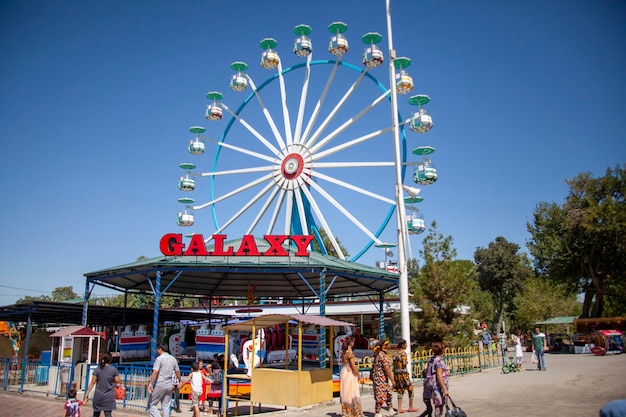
[424,342,449,417]
[340,335,364,417]
[393,339,417,413]
[372,339,396,417]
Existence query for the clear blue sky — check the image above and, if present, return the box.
[1,0,624,305]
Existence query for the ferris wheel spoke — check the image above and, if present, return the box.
[247,76,287,152]
[313,161,394,168]
[198,165,275,177]
[292,186,309,236]
[310,90,390,154]
[193,172,274,210]
[313,126,393,160]
[276,61,294,147]
[293,54,313,145]
[221,105,282,157]
[213,181,277,235]
[311,171,395,204]
[300,59,341,146]
[306,179,381,243]
[304,69,369,149]
[283,189,294,235]
[246,185,281,235]
[299,184,346,259]
[266,188,287,235]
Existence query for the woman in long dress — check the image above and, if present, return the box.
[424,342,449,417]
[372,339,396,417]
[340,335,363,417]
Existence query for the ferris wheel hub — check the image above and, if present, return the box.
[281,153,304,180]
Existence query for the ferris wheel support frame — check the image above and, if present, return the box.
[386,0,413,378]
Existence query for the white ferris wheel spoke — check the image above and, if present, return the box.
[198,165,274,177]
[299,183,346,259]
[299,59,341,146]
[293,186,309,237]
[193,172,274,210]
[306,178,381,243]
[266,188,287,235]
[212,181,277,235]
[293,54,312,145]
[304,69,369,149]
[310,90,390,154]
[246,185,281,235]
[247,76,287,152]
[283,188,294,235]
[313,126,393,160]
[310,170,395,205]
[221,104,282,157]
[276,60,294,147]
[312,161,394,168]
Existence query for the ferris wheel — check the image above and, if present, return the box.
[175,22,435,261]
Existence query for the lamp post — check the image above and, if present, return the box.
[386,0,413,377]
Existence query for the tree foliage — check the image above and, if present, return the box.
[527,165,626,317]
[16,286,79,304]
[511,277,580,332]
[474,237,533,334]
[409,222,480,348]
[312,228,349,258]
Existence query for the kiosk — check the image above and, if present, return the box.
[49,326,102,392]
[222,314,354,415]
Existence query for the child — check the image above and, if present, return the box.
[183,361,211,417]
[63,389,84,417]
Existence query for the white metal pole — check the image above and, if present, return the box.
[386,0,412,378]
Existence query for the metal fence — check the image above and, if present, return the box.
[356,345,502,391]
[2,346,501,408]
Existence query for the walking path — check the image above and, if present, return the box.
[2,351,625,417]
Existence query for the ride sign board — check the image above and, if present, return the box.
[160,233,315,257]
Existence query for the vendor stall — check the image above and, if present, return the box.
[222,314,354,415]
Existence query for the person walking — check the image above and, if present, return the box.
[532,327,548,371]
[498,331,507,365]
[423,342,449,417]
[339,335,363,417]
[83,352,121,417]
[182,361,211,417]
[171,363,181,413]
[64,389,84,417]
[393,339,417,413]
[512,330,524,370]
[147,343,182,417]
[372,339,396,417]
[479,323,492,352]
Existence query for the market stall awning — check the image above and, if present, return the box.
[533,316,578,325]
[224,313,355,331]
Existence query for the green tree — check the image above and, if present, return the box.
[15,294,51,304]
[16,286,79,304]
[409,222,475,348]
[312,228,350,258]
[511,277,580,332]
[51,286,79,302]
[527,165,626,317]
[474,237,533,334]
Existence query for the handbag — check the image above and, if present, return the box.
[445,396,467,417]
[114,384,126,400]
[531,351,538,364]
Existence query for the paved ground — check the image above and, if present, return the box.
[2,351,625,417]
